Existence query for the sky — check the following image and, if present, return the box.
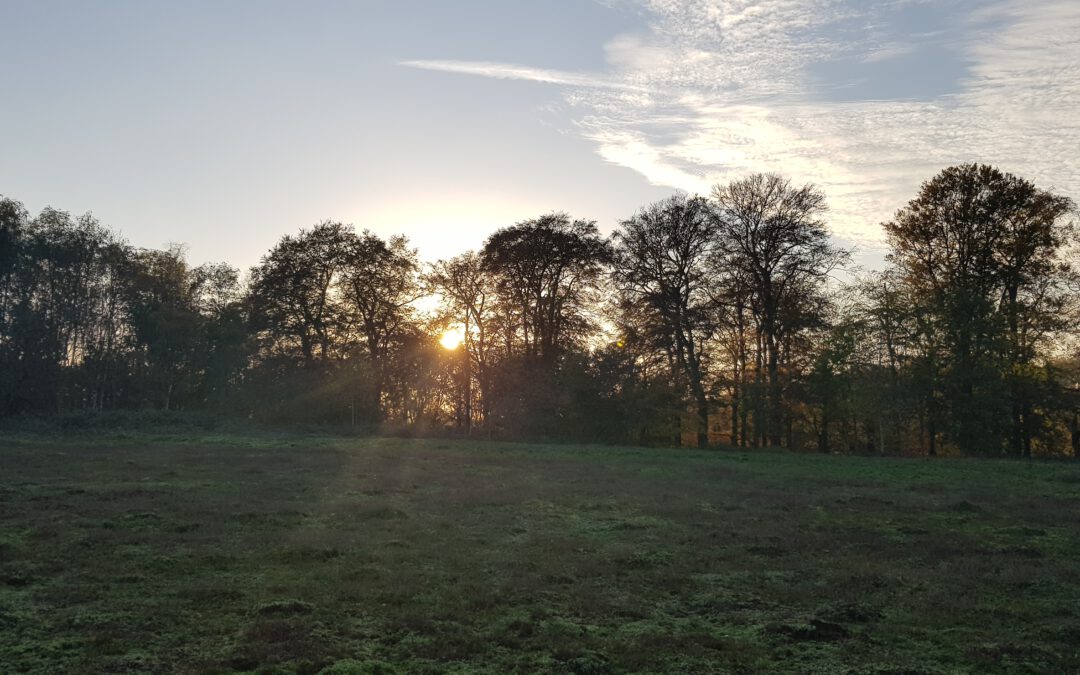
[2,0,1078,271]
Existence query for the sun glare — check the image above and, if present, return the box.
[440,325,466,350]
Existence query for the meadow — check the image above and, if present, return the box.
[2,430,1079,673]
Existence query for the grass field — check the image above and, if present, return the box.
[2,431,1080,673]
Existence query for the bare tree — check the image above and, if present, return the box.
[612,194,717,448]
[712,173,847,447]
[428,251,496,433]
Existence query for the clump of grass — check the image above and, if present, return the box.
[255,599,316,616]
[319,660,399,675]
[560,649,612,674]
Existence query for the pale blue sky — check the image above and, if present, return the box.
[2,1,1078,270]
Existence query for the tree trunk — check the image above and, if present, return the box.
[1072,412,1080,460]
[695,386,709,449]
[730,385,739,447]
[463,314,472,437]
[818,406,829,454]
[766,329,782,447]
[686,340,709,449]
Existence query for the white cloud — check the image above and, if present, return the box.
[403,0,1080,248]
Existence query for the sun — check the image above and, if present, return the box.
[439,325,466,350]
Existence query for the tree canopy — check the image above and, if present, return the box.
[2,166,1077,457]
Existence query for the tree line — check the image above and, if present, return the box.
[2,164,1077,457]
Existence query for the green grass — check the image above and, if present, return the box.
[2,431,1079,673]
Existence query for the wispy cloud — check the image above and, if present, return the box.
[399,59,648,92]
[862,42,917,62]
[404,0,1080,249]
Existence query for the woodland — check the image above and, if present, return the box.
[2,164,1078,457]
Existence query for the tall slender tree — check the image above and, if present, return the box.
[612,194,717,448]
[124,245,201,410]
[428,251,496,433]
[339,232,422,421]
[712,173,847,446]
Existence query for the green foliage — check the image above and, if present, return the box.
[883,164,1077,456]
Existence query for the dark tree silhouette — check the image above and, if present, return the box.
[4,172,1080,458]
[339,231,422,421]
[481,213,612,362]
[248,221,352,365]
[712,174,847,447]
[612,194,717,448]
[3,207,131,412]
[884,164,1077,455]
[428,251,496,433]
[124,246,202,410]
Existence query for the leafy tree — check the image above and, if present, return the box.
[1,208,133,413]
[123,246,203,409]
[380,327,454,431]
[339,232,422,421]
[245,223,427,425]
[189,262,249,408]
[0,197,25,288]
[478,214,612,438]
[481,213,611,361]
[248,222,352,365]
[122,250,250,411]
[845,273,928,454]
[805,309,858,453]
[0,197,29,414]
[884,164,1076,455]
